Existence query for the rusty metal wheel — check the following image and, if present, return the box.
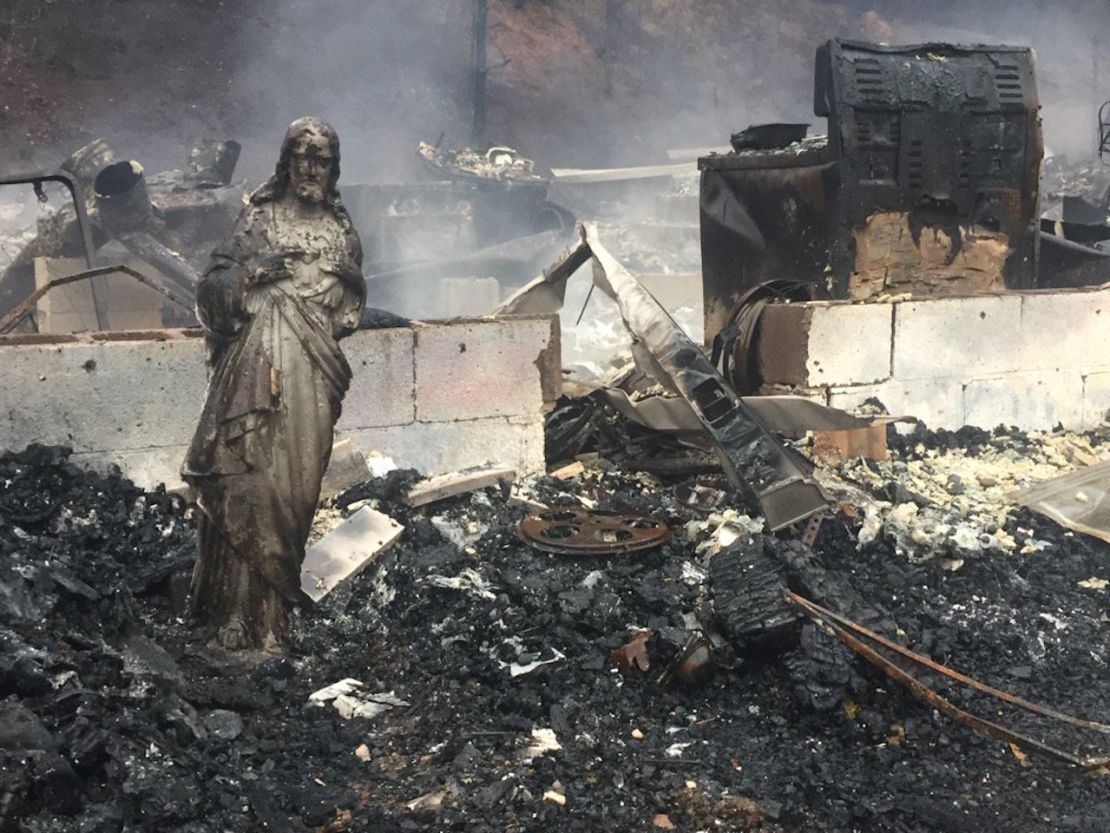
[517,508,671,555]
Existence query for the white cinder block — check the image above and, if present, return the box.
[828,378,965,429]
[1,336,207,456]
[963,372,1084,431]
[339,327,416,430]
[1082,372,1110,428]
[1019,290,1110,373]
[893,295,1021,380]
[414,318,553,422]
[805,302,893,386]
[0,322,550,491]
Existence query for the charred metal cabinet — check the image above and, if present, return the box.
[701,39,1042,344]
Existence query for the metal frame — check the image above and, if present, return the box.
[0,169,199,335]
[1100,100,1110,164]
[0,169,108,329]
[0,263,194,335]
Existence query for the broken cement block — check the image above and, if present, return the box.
[810,424,888,464]
[366,452,398,478]
[405,465,516,507]
[964,372,1084,432]
[756,302,893,388]
[318,436,370,502]
[34,255,165,333]
[337,326,416,430]
[1019,289,1110,372]
[346,417,545,481]
[300,506,404,602]
[414,318,556,422]
[550,460,585,480]
[308,678,364,704]
[1082,371,1110,427]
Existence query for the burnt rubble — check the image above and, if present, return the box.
[0,138,245,333]
[2,430,1110,832]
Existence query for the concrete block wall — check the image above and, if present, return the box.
[756,288,1110,430]
[0,316,558,490]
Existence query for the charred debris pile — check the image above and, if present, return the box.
[3,419,1110,832]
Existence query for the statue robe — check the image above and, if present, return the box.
[183,197,366,648]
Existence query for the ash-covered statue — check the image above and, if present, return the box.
[183,117,366,651]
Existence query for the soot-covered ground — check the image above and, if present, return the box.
[2,440,1109,832]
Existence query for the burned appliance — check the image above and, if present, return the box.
[700,39,1043,342]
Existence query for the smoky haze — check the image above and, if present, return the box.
[4,1,1107,183]
[228,2,473,184]
[223,0,1109,186]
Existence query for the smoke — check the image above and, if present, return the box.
[472,0,1110,167]
[7,0,1107,184]
[229,2,473,184]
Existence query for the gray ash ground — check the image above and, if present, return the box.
[2,438,1109,832]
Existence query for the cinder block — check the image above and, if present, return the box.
[0,336,207,455]
[805,302,893,386]
[0,321,549,490]
[893,295,1021,380]
[1019,289,1110,372]
[319,437,370,501]
[1082,372,1110,428]
[347,415,545,477]
[339,328,415,430]
[414,317,554,422]
[828,378,965,429]
[964,372,1084,431]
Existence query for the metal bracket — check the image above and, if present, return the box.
[0,169,104,329]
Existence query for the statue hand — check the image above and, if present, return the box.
[253,251,295,285]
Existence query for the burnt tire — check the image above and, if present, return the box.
[709,535,801,657]
[782,622,857,711]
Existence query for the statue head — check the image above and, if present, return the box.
[253,117,342,207]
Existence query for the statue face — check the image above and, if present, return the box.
[288,129,334,205]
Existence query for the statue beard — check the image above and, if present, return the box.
[292,178,326,205]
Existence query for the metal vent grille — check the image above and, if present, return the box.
[994,63,1024,102]
[853,57,888,102]
[906,138,925,189]
[957,137,973,188]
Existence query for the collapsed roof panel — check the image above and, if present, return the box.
[584,224,829,531]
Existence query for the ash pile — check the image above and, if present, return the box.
[4,415,1110,831]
